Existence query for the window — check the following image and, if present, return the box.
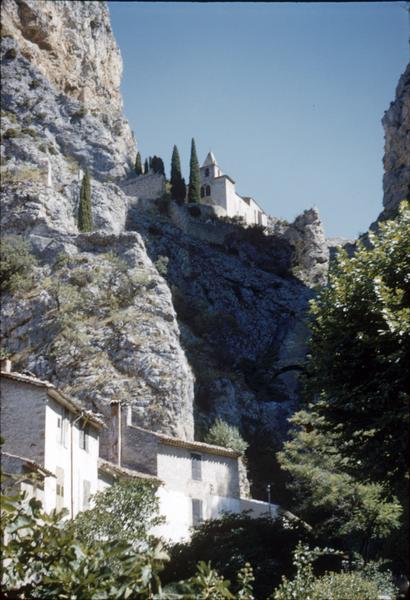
[83,480,91,509]
[79,425,89,452]
[56,466,64,510]
[200,186,205,198]
[205,185,211,197]
[57,408,69,448]
[205,167,209,177]
[191,453,202,481]
[192,498,203,526]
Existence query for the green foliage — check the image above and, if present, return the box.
[188,138,200,203]
[277,410,402,557]
[3,128,21,139]
[78,168,92,232]
[205,418,248,455]
[304,201,410,485]
[72,479,163,551]
[21,127,37,138]
[310,572,380,600]
[135,151,143,175]
[155,255,169,276]
[170,145,186,204]
[144,158,149,174]
[163,513,311,599]
[1,482,168,599]
[151,155,165,176]
[0,235,37,293]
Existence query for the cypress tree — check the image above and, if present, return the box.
[188,138,200,203]
[78,169,92,232]
[148,156,152,170]
[151,156,165,176]
[170,145,186,203]
[144,158,149,174]
[134,152,142,176]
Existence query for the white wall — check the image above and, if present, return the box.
[43,398,99,517]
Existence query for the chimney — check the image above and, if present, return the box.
[0,358,12,373]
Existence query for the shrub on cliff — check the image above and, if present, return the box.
[78,168,92,232]
[134,151,143,175]
[205,418,248,455]
[0,235,37,292]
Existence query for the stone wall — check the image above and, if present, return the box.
[0,377,47,465]
[122,173,165,201]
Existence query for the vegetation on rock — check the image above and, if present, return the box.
[0,235,37,293]
[134,151,142,175]
[188,137,200,203]
[78,168,92,232]
[205,418,248,455]
[170,144,186,204]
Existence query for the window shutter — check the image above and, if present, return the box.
[192,499,203,526]
[191,453,202,481]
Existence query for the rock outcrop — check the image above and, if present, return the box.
[380,63,410,221]
[1,1,194,440]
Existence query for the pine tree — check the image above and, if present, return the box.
[134,152,142,176]
[170,145,186,203]
[188,138,200,203]
[144,158,149,174]
[78,169,92,232]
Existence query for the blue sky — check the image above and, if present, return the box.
[108,2,408,238]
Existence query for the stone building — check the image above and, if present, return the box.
[199,152,268,226]
[101,403,278,542]
[0,362,104,517]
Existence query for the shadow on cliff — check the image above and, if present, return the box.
[126,202,313,506]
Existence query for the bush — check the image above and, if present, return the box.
[2,128,20,139]
[310,571,379,600]
[0,235,37,292]
[21,128,37,138]
[205,418,248,455]
[154,255,169,276]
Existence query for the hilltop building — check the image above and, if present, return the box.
[199,152,268,226]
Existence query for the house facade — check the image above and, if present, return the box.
[199,152,268,227]
[0,364,103,517]
[100,403,278,542]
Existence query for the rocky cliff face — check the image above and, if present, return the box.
[1,0,331,497]
[380,63,410,221]
[0,1,194,440]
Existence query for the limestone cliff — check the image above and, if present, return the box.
[380,63,410,221]
[1,1,194,440]
[1,0,330,497]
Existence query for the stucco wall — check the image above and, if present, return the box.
[0,378,47,464]
[154,486,241,543]
[43,396,100,516]
[157,444,240,499]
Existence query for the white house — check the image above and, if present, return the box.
[99,402,278,542]
[0,363,104,518]
[199,152,268,227]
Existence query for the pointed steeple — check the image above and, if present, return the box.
[202,151,217,167]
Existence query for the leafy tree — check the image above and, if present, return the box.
[188,138,200,203]
[0,478,167,599]
[72,479,163,551]
[277,410,402,559]
[162,513,311,599]
[303,201,410,485]
[205,418,248,455]
[135,151,143,175]
[170,145,186,204]
[151,155,165,176]
[144,158,149,174]
[0,235,37,292]
[78,168,92,232]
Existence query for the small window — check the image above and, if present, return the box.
[205,167,209,177]
[191,453,202,481]
[79,425,89,452]
[205,185,211,197]
[192,498,203,526]
[200,186,205,198]
[56,466,64,510]
[83,480,91,509]
[57,409,69,448]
